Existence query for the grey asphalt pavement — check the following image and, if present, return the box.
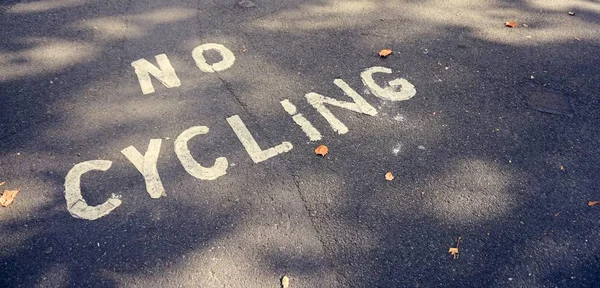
[1,0,600,287]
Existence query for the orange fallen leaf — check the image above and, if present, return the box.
[448,247,459,258]
[378,49,393,57]
[0,189,20,207]
[314,145,328,157]
[448,236,461,259]
[385,172,394,181]
[588,201,600,207]
[505,21,517,28]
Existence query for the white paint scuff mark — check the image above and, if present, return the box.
[393,114,405,122]
[131,54,181,95]
[192,43,236,73]
[392,143,403,156]
[280,99,322,141]
[121,139,165,198]
[226,115,293,163]
[305,79,377,134]
[361,66,416,101]
[175,126,229,180]
[64,160,121,220]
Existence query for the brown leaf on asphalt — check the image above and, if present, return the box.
[314,145,328,157]
[505,21,517,28]
[378,49,393,57]
[448,247,459,258]
[0,189,20,207]
[385,172,394,181]
[588,201,600,207]
[0,181,5,187]
[449,236,461,259]
[281,275,290,288]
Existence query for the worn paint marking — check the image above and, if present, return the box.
[305,79,377,134]
[280,99,322,141]
[361,66,416,101]
[131,54,181,95]
[64,160,122,220]
[226,115,293,163]
[192,43,236,73]
[174,126,228,180]
[121,139,165,198]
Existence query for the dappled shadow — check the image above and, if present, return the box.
[1,0,599,287]
[250,1,600,286]
[0,198,239,287]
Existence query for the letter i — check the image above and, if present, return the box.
[280,99,322,141]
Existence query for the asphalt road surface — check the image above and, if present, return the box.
[1,0,599,287]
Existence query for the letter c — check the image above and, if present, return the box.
[64,160,121,220]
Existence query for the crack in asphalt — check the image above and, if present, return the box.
[290,170,343,285]
[214,72,250,113]
[211,54,343,284]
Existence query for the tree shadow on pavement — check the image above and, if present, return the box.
[1,0,599,287]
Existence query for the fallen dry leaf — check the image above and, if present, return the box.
[448,247,459,259]
[0,181,5,186]
[568,11,575,16]
[0,189,20,207]
[574,37,581,41]
[448,236,461,259]
[378,49,393,57]
[505,21,517,28]
[560,165,565,171]
[385,172,394,181]
[281,275,290,288]
[314,145,328,157]
[588,201,600,207]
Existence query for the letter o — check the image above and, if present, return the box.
[192,43,235,73]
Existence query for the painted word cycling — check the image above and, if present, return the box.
[64,43,417,221]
